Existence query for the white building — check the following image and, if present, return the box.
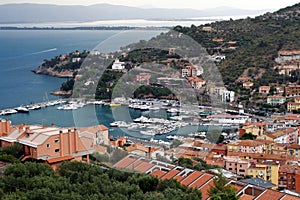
[112,58,125,70]
[222,90,235,102]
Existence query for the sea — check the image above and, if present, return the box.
[0,28,236,139]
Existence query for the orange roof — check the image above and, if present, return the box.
[266,128,296,139]
[161,169,180,180]
[281,194,300,200]
[47,155,73,164]
[133,161,154,173]
[180,171,203,186]
[199,179,214,200]
[256,189,284,200]
[78,125,108,133]
[238,140,264,147]
[244,122,267,127]
[240,194,255,200]
[288,144,300,149]
[229,182,246,193]
[114,157,136,169]
[151,169,167,178]
[126,159,144,170]
[174,175,185,182]
[190,173,214,188]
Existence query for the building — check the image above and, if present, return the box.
[0,124,94,170]
[238,140,265,154]
[286,85,300,97]
[247,163,279,188]
[136,73,151,85]
[287,98,300,111]
[223,156,250,176]
[77,125,109,146]
[72,57,81,63]
[259,86,271,94]
[111,58,125,70]
[267,96,286,106]
[259,128,298,144]
[278,164,300,193]
[188,77,206,89]
[243,82,254,89]
[182,66,204,78]
[240,122,267,137]
[222,90,235,102]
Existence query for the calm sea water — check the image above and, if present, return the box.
[0,29,232,138]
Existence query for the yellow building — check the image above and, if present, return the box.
[247,163,279,189]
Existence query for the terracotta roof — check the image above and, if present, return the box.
[279,164,300,173]
[151,169,167,178]
[199,179,214,200]
[288,144,300,149]
[126,159,144,170]
[256,189,284,200]
[77,125,108,133]
[190,173,214,188]
[229,182,246,193]
[244,122,266,127]
[281,194,300,200]
[238,140,264,147]
[180,171,203,186]
[161,169,180,180]
[266,128,296,139]
[133,161,154,173]
[240,194,255,200]
[174,175,185,182]
[114,157,136,169]
[47,155,73,164]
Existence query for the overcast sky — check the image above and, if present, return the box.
[0,0,299,10]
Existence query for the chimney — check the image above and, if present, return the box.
[74,128,78,153]
[148,146,151,159]
[25,126,30,133]
[5,119,11,133]
[68,129,72,155]
[59,130,63,157]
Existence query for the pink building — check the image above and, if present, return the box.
[0,123,97,170]
[224,156,251,176]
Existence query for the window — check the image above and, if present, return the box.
[46,144,50,148]
[55,149,60,153]
[54,138,60,143]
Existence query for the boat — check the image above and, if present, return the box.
[140,130,157,136]
[167,108,179,113]
[15,106,29,113]
[109,103,121,107]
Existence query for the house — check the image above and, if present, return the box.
[168,48,176,55]
[77,125,109,146]
[222,90,235,102]
[259,128,298,144]
[240,122,267,137]
[0,124,94,170]
[287,97,300,111]
[243,82,254,89]
[136,73,151,85]
[90,50,100,56]
[72,57,81,63]
[247,162,279,188]
[223,156,251,176]
[202,26,213,31]
[267,96,286,105]
[278,164,300,193]
[111,58,125,70]
[286,85,300,97]
[238,140,265,154]
[188,77,206,89]
[259,86,271,94]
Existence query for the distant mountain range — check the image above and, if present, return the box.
[0,3,268,23]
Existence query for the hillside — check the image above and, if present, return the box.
[174,3,300,87]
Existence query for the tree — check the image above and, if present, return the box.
[208,173,239,200]
[240,132,257,140]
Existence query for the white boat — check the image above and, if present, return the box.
[140,130,157,136]
[16,106,29,113]
[167,108,179,113]
[2,109,18,115]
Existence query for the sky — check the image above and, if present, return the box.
[0,0,299,10]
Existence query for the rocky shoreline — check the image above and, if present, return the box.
[31,68,73,78]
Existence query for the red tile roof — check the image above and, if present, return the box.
[161,169,180,180]
[256,189,284,200]
[151,169,167,178]
[240,194,255,200]
[114,157,136,169]
[180,171,203,186]
[189,173,214,188]
[281,195,300,200]
[199,179,214,200]
[133,161,154,173]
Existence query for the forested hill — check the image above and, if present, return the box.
[174,3,300,86]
